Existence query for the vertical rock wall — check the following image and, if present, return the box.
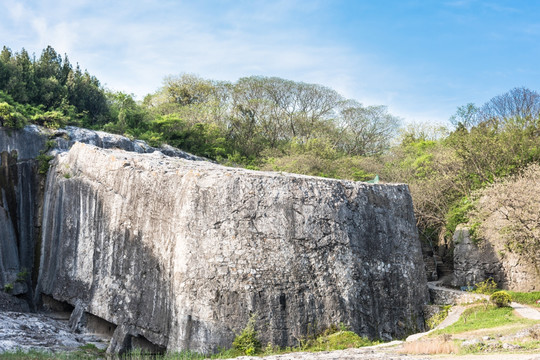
[0,126,47,300]
[452,227,539,291]
[37,143,428,353]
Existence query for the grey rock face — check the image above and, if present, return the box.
[452,227,539,291]
[0,125,49,160]
[53,126,207,161]
[0,127,45,301]
[0,124,206,303]
[37,143,428,353]
[452,227,504,288]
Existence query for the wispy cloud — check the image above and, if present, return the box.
[2,1,540,124]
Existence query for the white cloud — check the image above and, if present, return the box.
[5,0,532,124]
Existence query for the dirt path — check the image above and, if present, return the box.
[511,302,540,320]
[406,306,466,342]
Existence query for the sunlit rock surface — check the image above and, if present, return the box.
[36,142,428,353]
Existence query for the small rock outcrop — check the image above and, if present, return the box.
[36,143,428,353]
[452,227,539,291]
[451,164,540,292]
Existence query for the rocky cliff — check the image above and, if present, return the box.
[0,126,46,303]
[1,125,429,354]
[0,126,206,304]
[453,227,539,291]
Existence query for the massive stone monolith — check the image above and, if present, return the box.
[37,142,428,354]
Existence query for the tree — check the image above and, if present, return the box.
[449,103,480,129]
[335,100,401,156]
[103,91,147,133]
[480,87,540,129]
[479,164,540,256]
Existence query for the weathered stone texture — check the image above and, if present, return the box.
[428,282,486,305]
[0,126,45,299]
[36,143,428,353]
[452,227,539,291]
[0,124,206,299]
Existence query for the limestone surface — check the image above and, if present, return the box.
[452,227,539,291]
[37,142,428,353]
[0,125,206,300]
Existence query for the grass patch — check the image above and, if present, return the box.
[303,330,378,352]
[508,291,540,308]
[431,305,537,336]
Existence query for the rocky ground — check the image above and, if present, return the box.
[0,308,539,359]
[0,311,108,354]
[0,287,539,359]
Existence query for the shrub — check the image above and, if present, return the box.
[232,314,261,356]
[37,153,54,174]
[30,110,69,129]
[473,278,498,294]
[0,102,27,129]
[445,197,475,239]
[490,291,512,307]
[3,283,13,293]
[16,268,28,283]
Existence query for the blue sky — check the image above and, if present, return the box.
[1,0,539,124]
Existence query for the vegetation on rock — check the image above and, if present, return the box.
[232,315,261,355]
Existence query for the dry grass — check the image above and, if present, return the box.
[399,336,459,355]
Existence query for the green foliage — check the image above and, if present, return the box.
[30,110,69,129]
[36,153,54,174]
[0,101,26,128]
[490,291,512,308]
[0,45,108,127]
[232,314,261,356]
[426,305,452,329]
[16,268,28,283]
[506,291,540,308]
[3,283,13,293]
[472,278,498,295]
[432,304,535,335]
[445,197,476,239]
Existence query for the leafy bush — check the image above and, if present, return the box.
[0,102,26,129]
[490,291,512,307]
[31,111,69,129]
[445,197,476,238]
[232,314,261,356]
[472,278,498,294]
[16,268,28,283]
